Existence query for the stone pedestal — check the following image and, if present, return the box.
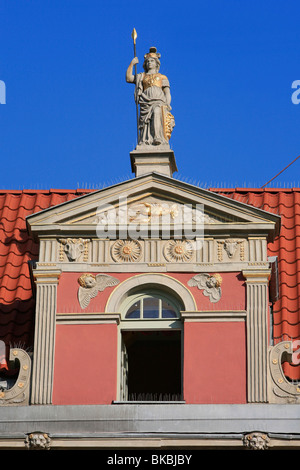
[130,146,178,177]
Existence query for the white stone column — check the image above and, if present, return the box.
[30,269,61,405]
[243,269,271,403]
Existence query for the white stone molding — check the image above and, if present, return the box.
[0,347,31,406]
[30,269,61,405]
[268,341,300,403]
[105,273,197,314]
[248,237,267,263]
[56,313,121,325]
[39,238,58,263]
[181,310,247,322]
[243,269,271,403]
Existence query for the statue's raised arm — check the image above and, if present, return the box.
[126,47,175,148]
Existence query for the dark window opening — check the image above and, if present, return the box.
[122,330,182,401]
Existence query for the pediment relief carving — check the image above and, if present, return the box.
[92,197,231,226]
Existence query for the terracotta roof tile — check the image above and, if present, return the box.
[0,189,93,348]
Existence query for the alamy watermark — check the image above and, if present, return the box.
[95,197,205,252]
[291,80,300,104]
[0,80,6,104]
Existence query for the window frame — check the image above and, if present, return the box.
[121,289,182,330]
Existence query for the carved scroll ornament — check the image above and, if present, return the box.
[187,273,222,303]
[0,344,31,406]
[269,340,300,402]
[78,273,120,309]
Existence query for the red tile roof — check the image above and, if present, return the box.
[0,189,92,348]
[0,187,299,380]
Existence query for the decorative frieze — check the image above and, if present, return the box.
[248,237,267,263]
[217,239,246,262]
[37,236,269,267]
[163,240,194,263]
[59,238,89,262]
[111,239,142,263]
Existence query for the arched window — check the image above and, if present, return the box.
[124,292,180,320]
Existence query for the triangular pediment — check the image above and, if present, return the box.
[26,173,280,240]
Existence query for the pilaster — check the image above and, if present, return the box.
[30,269,61,405]
[243,269,271,403]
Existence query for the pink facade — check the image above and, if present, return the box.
[183,321,247,403]
[53,271,247,405]
[52,324,118,405]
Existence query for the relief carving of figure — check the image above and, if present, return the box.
[77,273,120,309]
[188,273,222,303]
[126,47,175,147]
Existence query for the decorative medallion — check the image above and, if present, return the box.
[77,273,120,309]
[111,240,142,263]
[163,240,194,262]
[188,273,222,303]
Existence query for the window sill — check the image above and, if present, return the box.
[112,401,186,405]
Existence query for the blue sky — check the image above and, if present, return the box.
[1,0,300,190]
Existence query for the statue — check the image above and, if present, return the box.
[126,43,175,148]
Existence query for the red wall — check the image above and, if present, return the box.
[52,323,118,405]
[54,271,247,404]
[56,271,246,313]
[183,321,247,403]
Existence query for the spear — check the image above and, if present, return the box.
[131,28,139,143]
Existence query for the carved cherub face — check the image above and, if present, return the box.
[206,276,217,288]
[78,273,97,289]
[84,276,97,288]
